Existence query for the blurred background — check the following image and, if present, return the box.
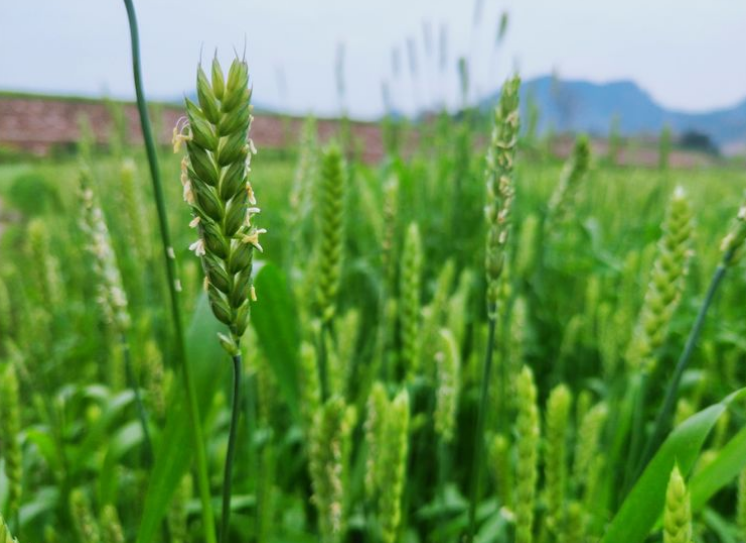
[2,0,746,164]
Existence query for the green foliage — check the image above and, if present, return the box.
[309,397,356,543]
[6,172,60,217]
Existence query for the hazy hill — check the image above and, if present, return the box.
[481,76,746,152]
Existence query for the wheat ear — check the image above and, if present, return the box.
[663,465,692,543]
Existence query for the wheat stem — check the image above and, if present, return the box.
[220,354,243,543]
[121,335,154,465]
[121,1,216,540]
[467,316,496,542]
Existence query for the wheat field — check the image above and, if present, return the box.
[1,5,746,543]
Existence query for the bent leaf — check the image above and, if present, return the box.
[601,388,746,543]
[690,420,746,511]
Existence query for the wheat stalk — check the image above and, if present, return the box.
[468,74,520,543]
[175,55,261,542]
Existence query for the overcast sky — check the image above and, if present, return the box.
[1,1,745,119]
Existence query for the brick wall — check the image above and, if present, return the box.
[0,95,389,162]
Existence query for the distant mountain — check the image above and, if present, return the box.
[480,76,746,151]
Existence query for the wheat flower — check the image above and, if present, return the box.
[545,135,591,230]
[286,116,319,271]
[381,174,400,288]
[298,341,322,437]
[434,328,460,443]
[489,434,513,509]
[544,384,572,537]
[168,475,193,543]
[0,365,21,526]
[79,167,131,334]
[663,465,692,543]
[100,505,125,543]
[485,75,520,318]
[420,259,455,370]
[70,489,101,543]
[309,397,356,543]
[378,390,410,543]
[176,56,261,356]
[572,401,608,495]
[626,186,693,372]
[720,196,746,263]
[119,158,151,265]
[515,366,540,543]
[313,145,346,324]
[364,381,389,500]
[26,218,63,307]
[0,278,11,341]
[400,222,423,378]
